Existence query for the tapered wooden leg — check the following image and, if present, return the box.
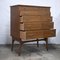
[11,38,15,51]
[37,39,39,47]
[18,42,23,56]
[45,38,48,51]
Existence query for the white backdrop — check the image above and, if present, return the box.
[0,0,60,44]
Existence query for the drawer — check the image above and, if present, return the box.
[43,29,56,37]
[19,6,50,11]
[20,22,54,30]
[20,30,43,40]
[20,15,52,22]
[20,29,56,40]
[20,10,50,16]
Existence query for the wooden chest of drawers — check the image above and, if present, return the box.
[10,5,56,55]
[10,5,55,40]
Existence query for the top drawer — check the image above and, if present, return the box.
[19,6,50,16]
[19,6,50,11]
[20,10,50,16]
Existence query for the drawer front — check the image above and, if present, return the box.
[20,30,43,40]
[20,22,54,30]
[26,29,56,39]
[19,6,50,12]
[43,29,56,37]
[20,10,50,16]
[20,16,52,22]
[20,29,56,40]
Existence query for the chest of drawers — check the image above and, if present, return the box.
[10,5,56,55]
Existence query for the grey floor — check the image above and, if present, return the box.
[0,44,60,60]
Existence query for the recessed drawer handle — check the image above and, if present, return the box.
[20,16,22,17]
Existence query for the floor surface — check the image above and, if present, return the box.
[0,44,60,60]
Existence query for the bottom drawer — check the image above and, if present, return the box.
[20,29,56,40]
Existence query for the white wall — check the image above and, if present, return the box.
[0,0,60,44]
